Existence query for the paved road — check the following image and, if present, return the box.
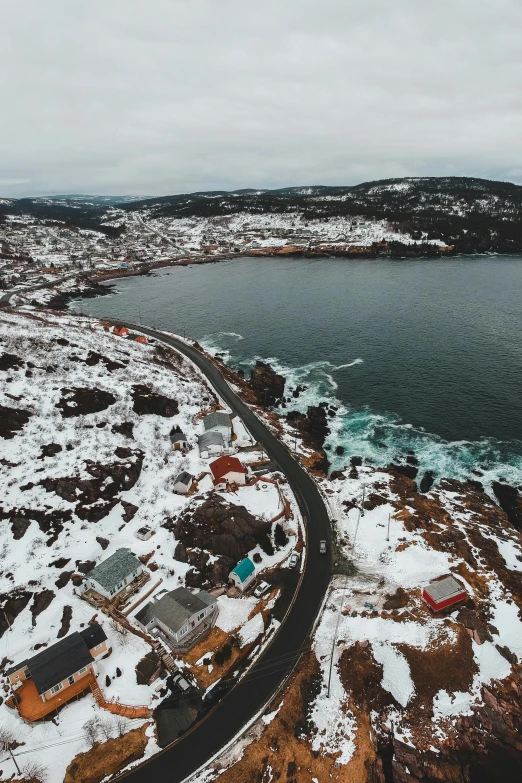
[118,323,332,782]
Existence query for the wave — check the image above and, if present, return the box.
[197,333,522,491]
[332,359,364,370]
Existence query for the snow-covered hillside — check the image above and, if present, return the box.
[0,310,300,782]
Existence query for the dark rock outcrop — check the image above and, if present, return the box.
[0,589,32,638]
[56,387,117,417]
[41,453,143,522]
[492,482,522,530]
[175,496,270,560]
[131,384,178,417]
[112,421,134,439]
[174,496,269,569]
[57,605,73,638]
[55,571,74,589]
[0,352,23,371]
[250,361,286,407]
[39,443,63,459]
[0,403,32,439]
[286,404,331,473]
[419,470,435,493]
[30,589,55,625]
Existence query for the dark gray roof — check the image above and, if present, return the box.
[174,471,193,486]
[170,432,187,443]
[203,412,231,431]
[135,587,217,634]
[22,633,93,694]
[6,659,29,677]
[198,431,224,449]
[87,548,141,592]
[7,623,107,686]
[79,624,107,649]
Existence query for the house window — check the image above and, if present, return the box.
[197,612,205,621]
[180,625,188,636]
[78,667,87,674]
[50,683,63,695]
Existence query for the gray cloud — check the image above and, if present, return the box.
[2,0,522,196]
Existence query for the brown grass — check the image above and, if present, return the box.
[399,623,478,719]
[63,724,149,783]
[212,650,376,783]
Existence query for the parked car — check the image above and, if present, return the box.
[319,540,327,555]
[289,551,300,568]
[172,672,191,692]
[253,580,270,598]
[202,679,231,704]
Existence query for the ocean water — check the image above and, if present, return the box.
[71,254,522,487]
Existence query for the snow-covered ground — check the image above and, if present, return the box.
[0,310,300,782]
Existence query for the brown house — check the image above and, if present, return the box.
[6,624,108,721]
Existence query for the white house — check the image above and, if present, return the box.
[229,558,256,591]
[170,431,188,451]
[134,587,218,651]
[203,412,232,444]
[198,431,225,459]
[210,455,248,488]
[80,548,143,600]
[173,471,193,495]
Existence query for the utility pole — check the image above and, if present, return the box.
[3,610,11,631]
[361,482,366,516]
[386,512,391,542]
[9,747,20,776]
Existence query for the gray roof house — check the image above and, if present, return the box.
[134,587,218,652]
[170,431,188,450]
[197,430,225,458]
[80,548,143,600]
[203,412,232,442]
[173,471,193,495]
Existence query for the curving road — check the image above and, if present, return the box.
[111,323,332,782]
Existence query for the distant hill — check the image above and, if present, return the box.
[2,177,522,252]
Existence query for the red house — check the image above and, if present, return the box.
[210,456,247,487]
[113,326,129,338]
[422,575,468,612]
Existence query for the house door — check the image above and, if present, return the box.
[68,676,75,686]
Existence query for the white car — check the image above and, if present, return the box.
[253,580,270,598]
[172,672,190,692]
[289,551,300,568]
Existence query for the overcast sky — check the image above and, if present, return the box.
[2,0,521,197]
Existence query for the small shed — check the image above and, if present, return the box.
[422,576,468,612]
[230,557,255,592]
[173,471,193,495]
[135,526,153,541]
[135,336,147,345]
[170,432,188,451]
[113,326,129,338]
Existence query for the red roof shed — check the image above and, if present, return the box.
[135,336,147,344]
[422,576,468,612]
